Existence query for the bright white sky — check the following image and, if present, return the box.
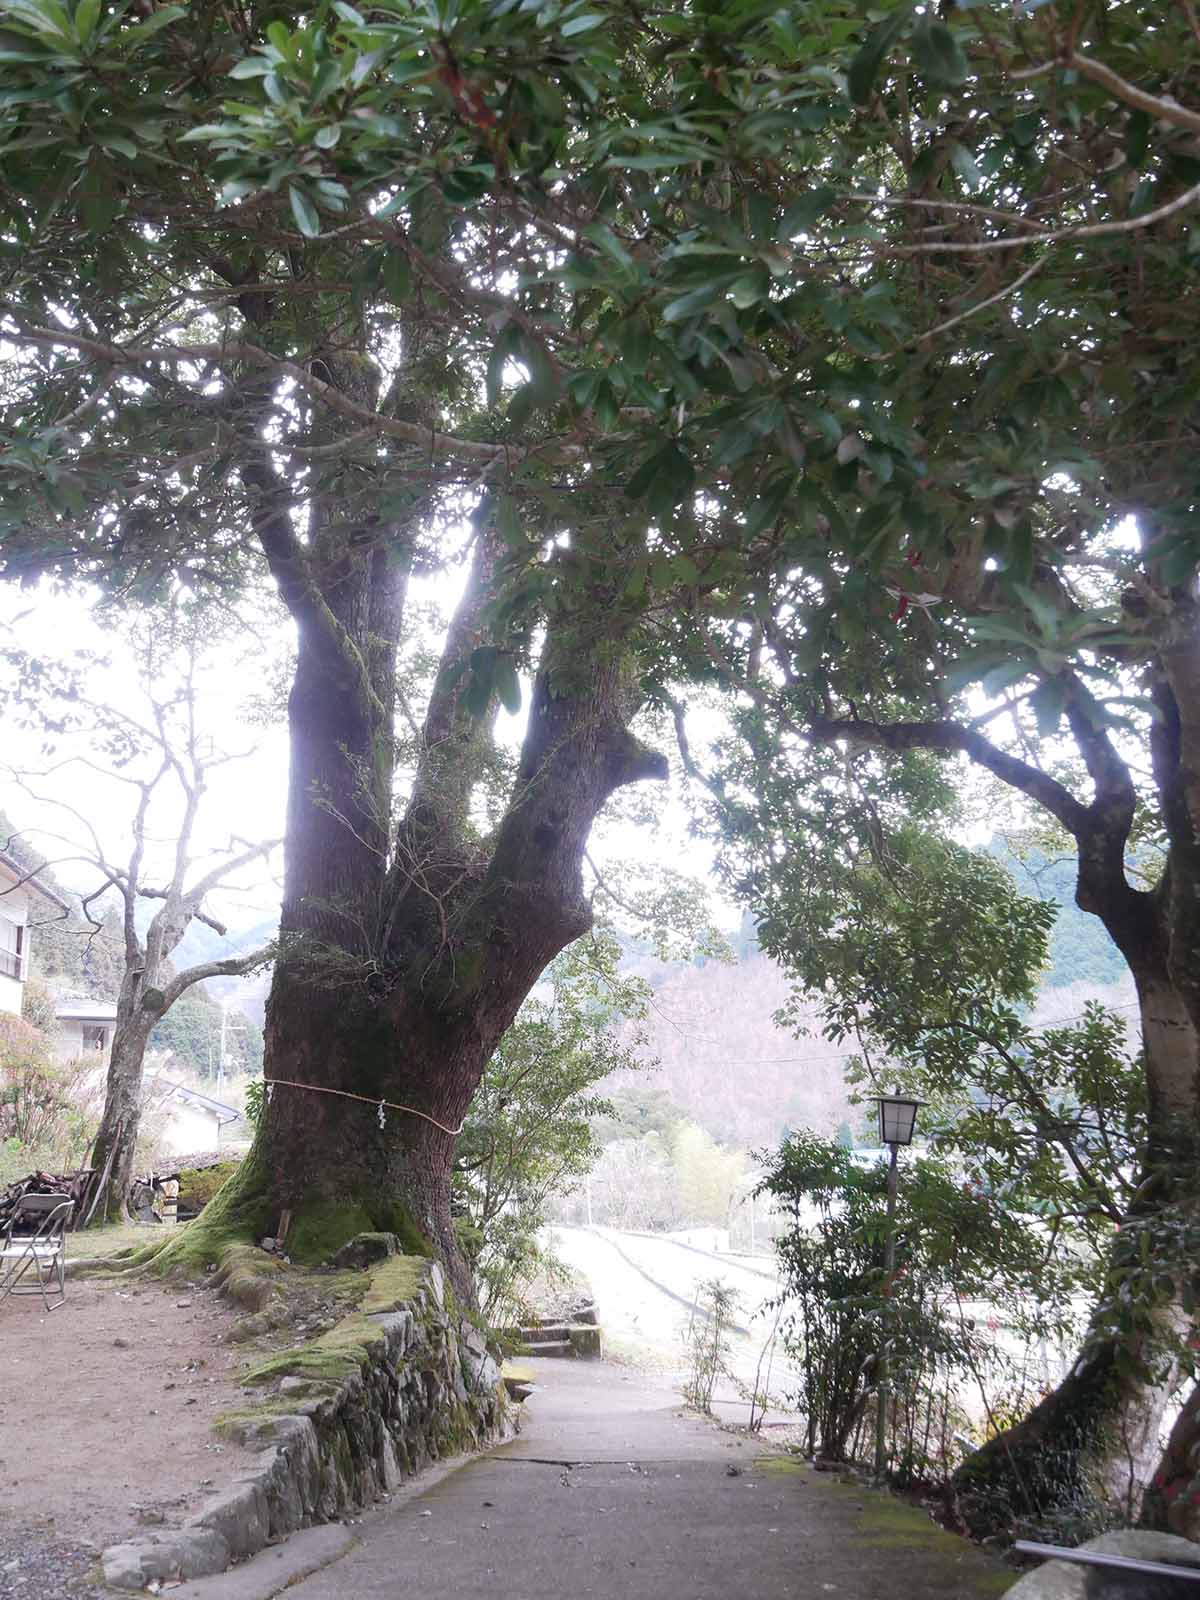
[0,574,732,938]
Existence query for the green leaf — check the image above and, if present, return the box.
[663,282,724,322]
[314,123,341,149]
[494,655,521,714]
[463,646,497,718]
[561,11,603,35]
[381,250,411,304]
[626,442,695,519]
[581,221,636,278]
[119,3,185,45]
[1030,678,1066,739]
[847,3,913,106]
[981,659,1030,698]
[909,19,968,87]
[74,0,100,45]
[948,141,982,191]
[494,493,522,547]
[289,185,321,237]
[514,330,561,411]
[617,316,652,375]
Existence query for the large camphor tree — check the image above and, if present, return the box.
[0,0,790,1288]
[0,0,1197,1514]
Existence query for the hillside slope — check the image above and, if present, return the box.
[608,951,856,1150]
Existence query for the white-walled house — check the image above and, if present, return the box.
[53,997,119,1062]
[144,1071,246,1154]
[0,849,69,1017]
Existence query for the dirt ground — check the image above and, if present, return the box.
[0,1265,254,1558]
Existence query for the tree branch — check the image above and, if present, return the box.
[0,315,583,466]
[1067,51,1200,137]
[155,947,273,1013]
[806,716,1091,837]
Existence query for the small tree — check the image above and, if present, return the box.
[0,1014,98,1181]
[762,1132,1080,1484]
[671,1121,744,1229]
[452,931,649,1320]
[4,629,277,1221]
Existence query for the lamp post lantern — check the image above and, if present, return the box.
[869,1092,923,1479]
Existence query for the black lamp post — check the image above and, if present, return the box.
[869,1092,923,1478]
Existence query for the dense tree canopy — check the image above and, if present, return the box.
[0,0,1198,1530]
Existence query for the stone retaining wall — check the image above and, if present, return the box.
[102,1257,511,1591]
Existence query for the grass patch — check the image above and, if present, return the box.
[752,1455,806,1476]
[854,1496,1017,1594]
[66,1222,158,1260]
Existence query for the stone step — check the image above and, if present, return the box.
[518,1324,570,1343]
[523,1338,574,1356]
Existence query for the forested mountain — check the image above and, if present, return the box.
[0,811,126,997]
[605,849,1135,1154]
[987,839,1132,990]
[608,949,857,1152]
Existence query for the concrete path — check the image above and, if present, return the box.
[185,1359,1015,1600]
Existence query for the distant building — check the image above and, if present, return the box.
[53,997,119,1061]
[0,850,70,1016]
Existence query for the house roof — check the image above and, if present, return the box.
[148,1073,243,1126]
[55,998,119,1023]
[0,851,71,914]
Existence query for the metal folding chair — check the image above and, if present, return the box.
[0,1194,74,1311]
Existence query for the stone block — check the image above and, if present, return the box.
[192,1480,270,1561]
[567,1324,603,1358]
[332,1232,399,1269]
[426,1260,445,1309]
[1006,1530,1200,1598]
[102,1530,230,1590]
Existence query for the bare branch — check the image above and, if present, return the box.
[1067,51,1200,137]
[156,946,273,1012]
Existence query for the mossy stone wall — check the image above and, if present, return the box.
[102,1254,511,1590]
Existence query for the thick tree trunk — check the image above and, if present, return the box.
[953,1299,1184,1540]
[209,434,668,1301]
[246,636,664,1301]
[953,944,1199,1539]
[1142,1381,1200,1537]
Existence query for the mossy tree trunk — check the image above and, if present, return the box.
[815,604,1200,1533]
[1141,1380,1200,1538]
[197,356,666,1299]
[949,653,1200,1535]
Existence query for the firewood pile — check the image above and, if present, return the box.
[130,1150,240,1223]
[0,1170,92,1231]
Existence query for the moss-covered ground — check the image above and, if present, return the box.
[740,1459,1016,1595]
[211,1243,434,1440]
[849,1483,1017,1595]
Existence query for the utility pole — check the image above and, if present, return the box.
[216,994,248,1092]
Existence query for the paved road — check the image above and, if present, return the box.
[194,1359,1014,1600]
[551,1226,798,1415]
